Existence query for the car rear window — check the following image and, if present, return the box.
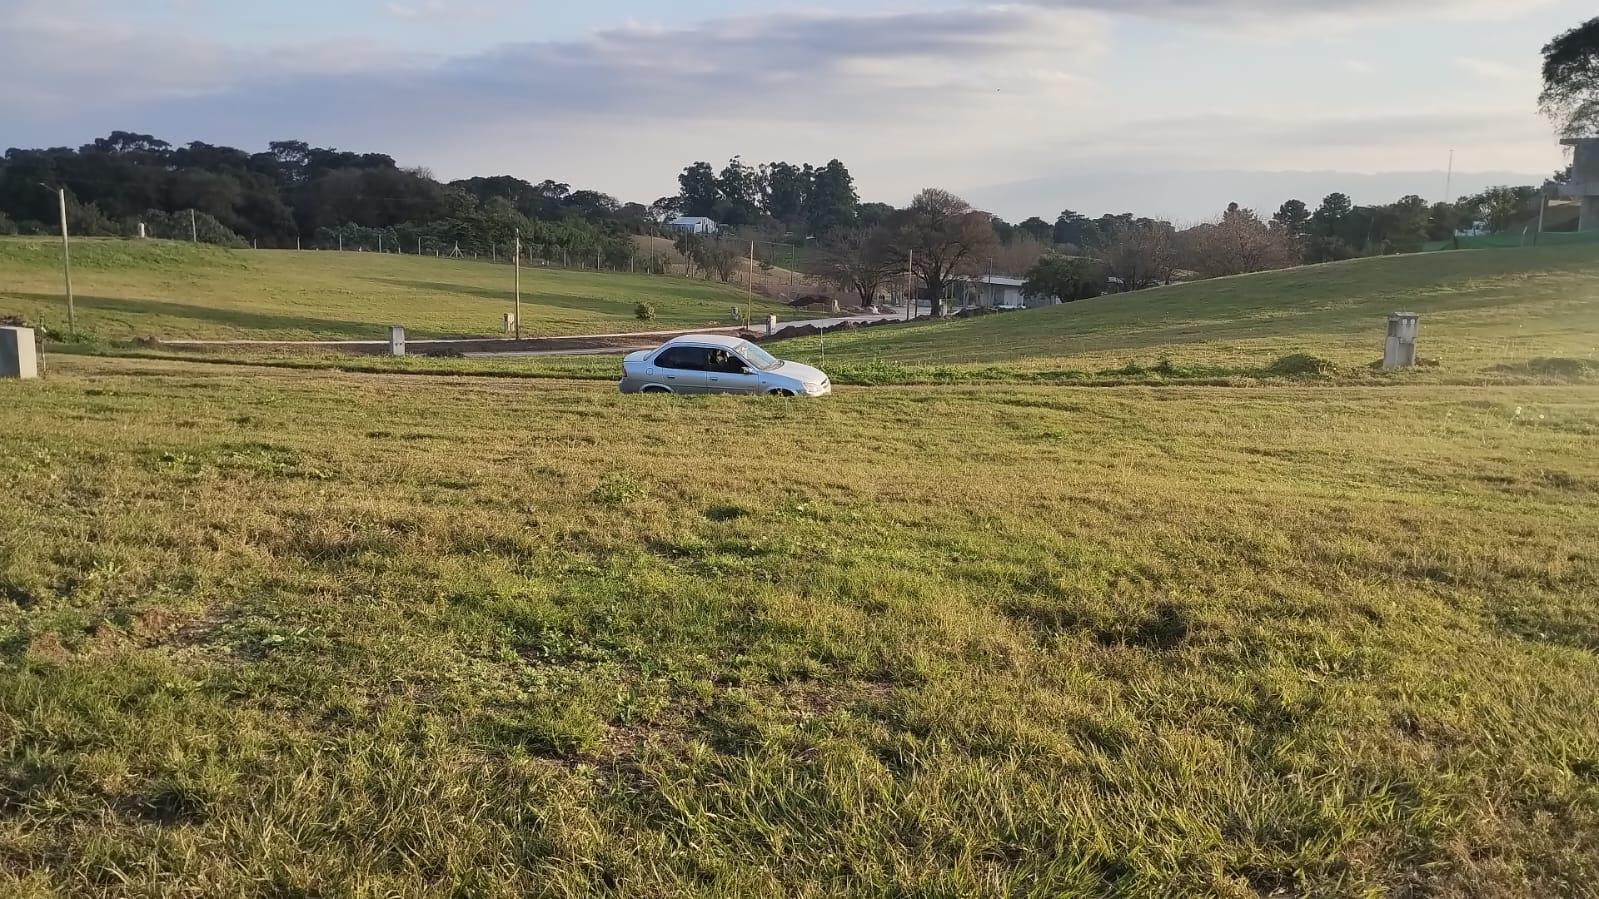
[656,346,710,370]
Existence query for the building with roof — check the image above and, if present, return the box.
[967,275,1034,309]
[666,216,719,235]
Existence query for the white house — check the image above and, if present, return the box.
[667,216,719,235]
[970,275,1030,309]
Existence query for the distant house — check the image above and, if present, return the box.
[971,275,1031,309]
[667,216,719,235]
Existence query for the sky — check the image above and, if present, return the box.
[2,0,1589,221]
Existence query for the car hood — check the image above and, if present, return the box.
[769,360,828,384]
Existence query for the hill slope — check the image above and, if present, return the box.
[0,238,800,341]
[801,245,1599,377]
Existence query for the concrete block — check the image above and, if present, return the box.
[1,324,39,377]
[1383,313,1419,370]
[389,325,406,357]
[0,327,39,379]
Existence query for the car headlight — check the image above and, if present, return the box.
[804,381,828,395]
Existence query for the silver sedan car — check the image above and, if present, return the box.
[619,334,832,396]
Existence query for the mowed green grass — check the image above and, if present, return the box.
[811,245,1599,378]
[0,238,793,341]
[3,357,1598,896]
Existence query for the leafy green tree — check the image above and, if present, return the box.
[1052,209,1096,247]
[1022,253,1101,303]
[1426,202,1464,242]
[1271,200,1311,238]
[716,157,762,226]
[1541,16,1599,136]
[1312,193,1354,239]
[805,160,858,236]
[761,162,808,225]
[857,202,896,229]
[1017,216,1053,243]
[1478,186,1527,233]
[677,162,719,218]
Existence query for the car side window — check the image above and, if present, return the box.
[706,349,747,373]
[657,347,709,371]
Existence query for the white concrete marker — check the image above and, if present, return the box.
[1384,313,1419,370]
[1,327,39,379]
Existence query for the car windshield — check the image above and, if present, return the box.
[737,341,783,371]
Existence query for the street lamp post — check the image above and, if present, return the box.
[40,184,75,340]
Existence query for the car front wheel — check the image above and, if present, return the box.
[766,387,796,397]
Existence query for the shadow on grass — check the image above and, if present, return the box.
[361,277,759,322]
[11,293,388,340]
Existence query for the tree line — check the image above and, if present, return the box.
[806,181,1567,314]
[0,132,660,262]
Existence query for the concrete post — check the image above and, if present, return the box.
[766,314,778,337]
[389,325,406,357]
[1,327,39,379]
[1383,313,1419,370]
[1560,139,1599,231]
[503,313,515,334]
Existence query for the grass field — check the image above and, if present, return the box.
[804,245,1599,380]
[43,244,1597,391]
[3,356,1597,896]
[0,238,801,341]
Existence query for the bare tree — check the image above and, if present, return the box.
[990,233,1049,278]
[673,232,702,278]
[888,188,1000,316]
[818,228,898,307]
[1097,220,1179,292]
[1182,204,1297,278]
[698,239,741,282]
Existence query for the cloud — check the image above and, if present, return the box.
[1014,0,1559,25]
[1454,57,1526,81]
[2,4,1110,138]
[384,0,507,22]
[0,0,1563,214]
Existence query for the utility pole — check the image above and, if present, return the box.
[378,233,383,253]
[514,228,522,341]
[906,249,914,321]
[44,185,76,339]
[189,208,198,243]
[1536,186,1548,245]
[748,240,755,291]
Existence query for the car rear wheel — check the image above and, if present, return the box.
[641,385,672,394]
